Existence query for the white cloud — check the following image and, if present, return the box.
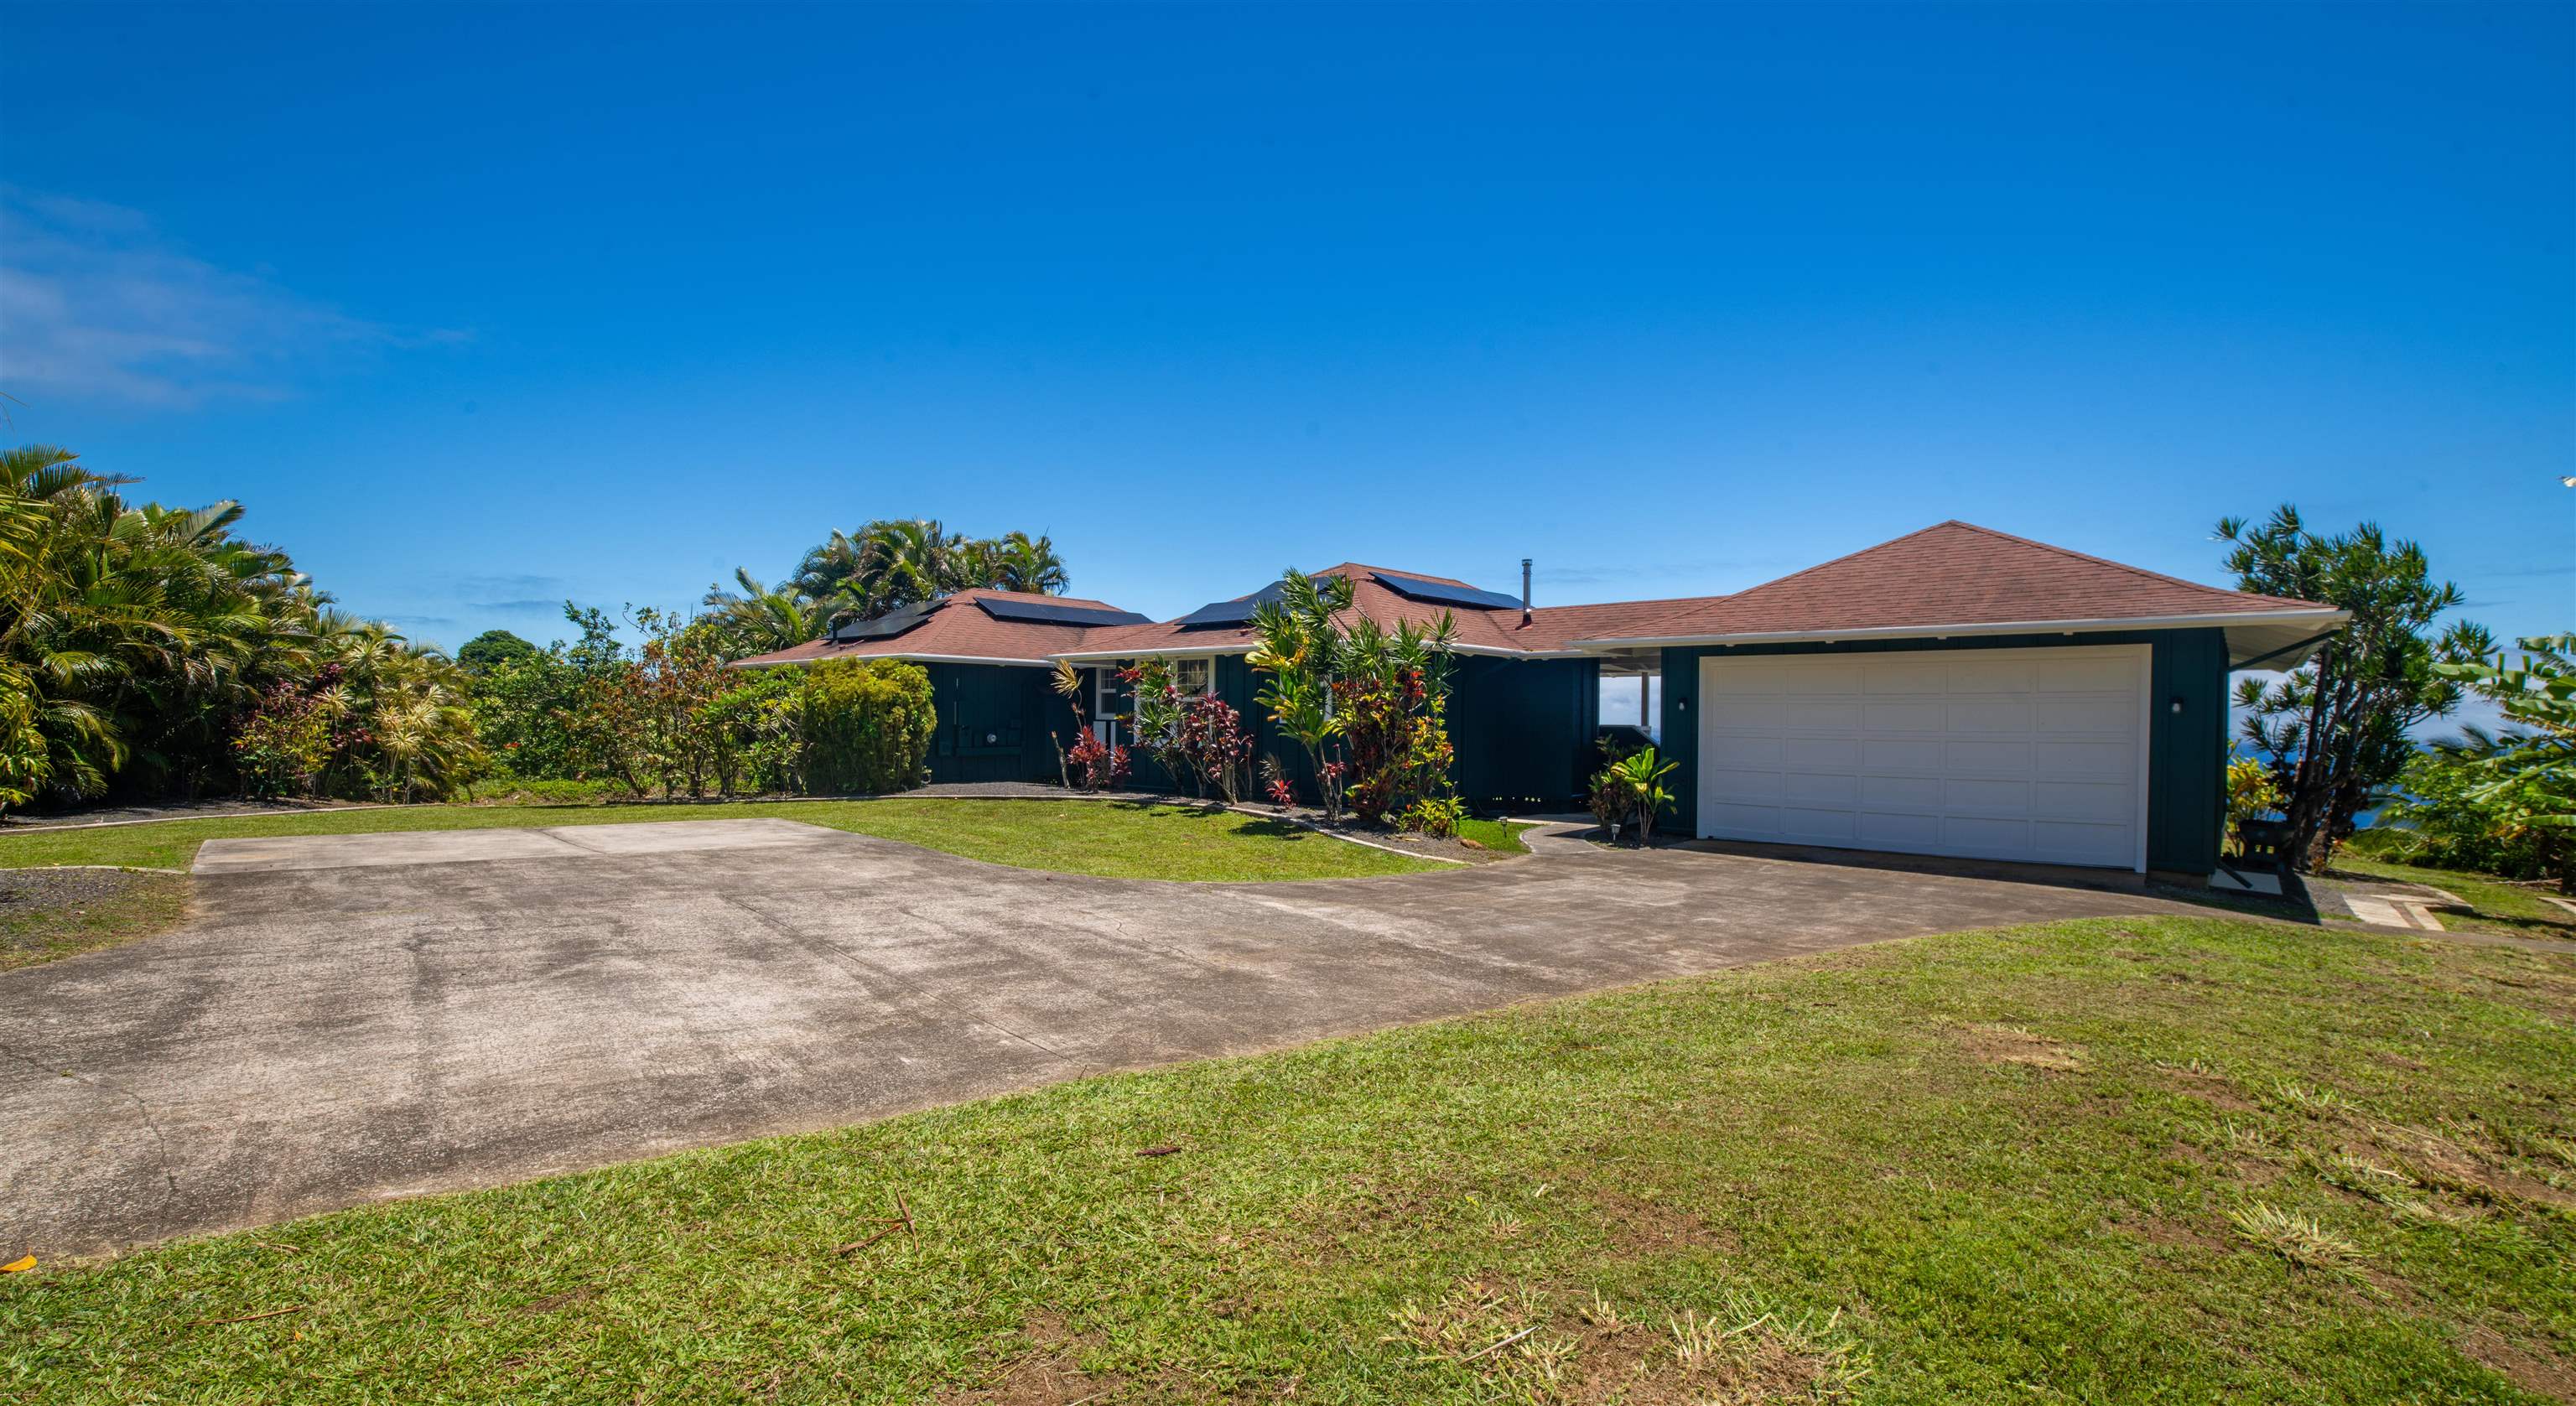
[0,186,465,408]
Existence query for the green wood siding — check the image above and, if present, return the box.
[923,663,1074,786]
[1449,656,1600,808]
[1102,651,1597,812]
[1657,630,2226,875]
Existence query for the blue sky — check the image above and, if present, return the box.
[3,3,2569,655]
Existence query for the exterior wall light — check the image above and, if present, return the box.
[2168,696,2185,715]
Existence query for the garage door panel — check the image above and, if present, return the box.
[1784,699,1863,731]
[2034,821,2132,866]
[1944,777,2033,815]
[1707,734,1788,769]
[1943,739,2033,775]
[1947,697,2035,733]
[1946,658,2036,693]
[1865,661,1949,694]
[1860,775,1944,808]
[1863,698,1945,731]
[1706,802,1784,835]
[1780,772,1859,806]
[1857,812,1943,850]
[1704,767,1784,802]
[2038,655,2137,693]
[1779,807,1859,843]
[2037,694,2136,733]
[1706,663,1790,697]
[1708,698,1786,730]
[1942,815,2035,853]
[2033,739,2132,776]
[2033,780,2132,823]
[1701,646,2147,871]
[1862,738,1946,771]
[1784,736,1862,770]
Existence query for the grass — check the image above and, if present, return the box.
[8,915,2572,1403]
[2331,855,2576,939]
[1455,816,1533,854]
[0,872,189,973]
[0,798,1441,883]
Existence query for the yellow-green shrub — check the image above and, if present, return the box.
[801,660,935,795]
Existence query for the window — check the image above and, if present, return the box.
[1092,667,1119,745]
[1175,657,1213,696]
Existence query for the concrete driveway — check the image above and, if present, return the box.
[1,817,2197,1256]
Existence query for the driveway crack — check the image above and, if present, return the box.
[0,1041,180,1209]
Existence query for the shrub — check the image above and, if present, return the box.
[1066,729,1131,791]
[1261,755,1296,811]
[802,659,936,795]
[1589,745,1677,843]
[1397,795,1467,838]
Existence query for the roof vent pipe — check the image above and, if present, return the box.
[1520,558,1533,626]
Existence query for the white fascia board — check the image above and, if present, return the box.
[1049,643,1257,662]
[732,651,1054,668]
[1570,609,2349,651]
[1447,643,1592,659]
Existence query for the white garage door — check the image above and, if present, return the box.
[1696,645,2150,871]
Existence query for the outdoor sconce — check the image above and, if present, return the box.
[2168,696,2185,715]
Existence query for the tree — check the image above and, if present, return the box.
[975,532,1069,596]
[2219,506,2490,869]
[1248,570,1358,820]
[786,521,1072,627]
[2423,635,2576,892]
[458,630,540,673]
[700,568,821,658]
[1245,569,1460,826]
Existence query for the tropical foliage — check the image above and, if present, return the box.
[0,445,1007,817]
[2390,635,2576,891]
[1244,568,1461,828]
[2219,506,2490,869]
[0,445,483,817]
[745,519,1070,642]
[1127,658,1255,802]
[1588,745,1677,844]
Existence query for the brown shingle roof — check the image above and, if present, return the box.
[730,589,1134,667]
[735,524,2340,670]
[1561,521,2332,643]
[1057,563,1585,658]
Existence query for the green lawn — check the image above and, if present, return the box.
[10,916,2571,1403]
[0,872,189,973]
[0,798,1440,883]
[2332,856,2576,940]
[1455,816,1533,854]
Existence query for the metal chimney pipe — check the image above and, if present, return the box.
[1520,558,1533,625]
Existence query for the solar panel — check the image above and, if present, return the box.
[975,598,1150,627]
[1175,578,1291,628]
[829,599,937,641]
[1371,570,1521,611]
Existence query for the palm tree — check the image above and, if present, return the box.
[702,567,820,656]
[979,531,1069,595]
[853,518,964,615]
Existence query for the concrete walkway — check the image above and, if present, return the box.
[2,819,2199,1257]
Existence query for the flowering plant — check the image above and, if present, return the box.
[1066,728,1130,791]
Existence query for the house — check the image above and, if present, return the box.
[1555,521,2345,882]
[734,522,2345,882]
[1052,563,1602,807]
[730,588,1146,785]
